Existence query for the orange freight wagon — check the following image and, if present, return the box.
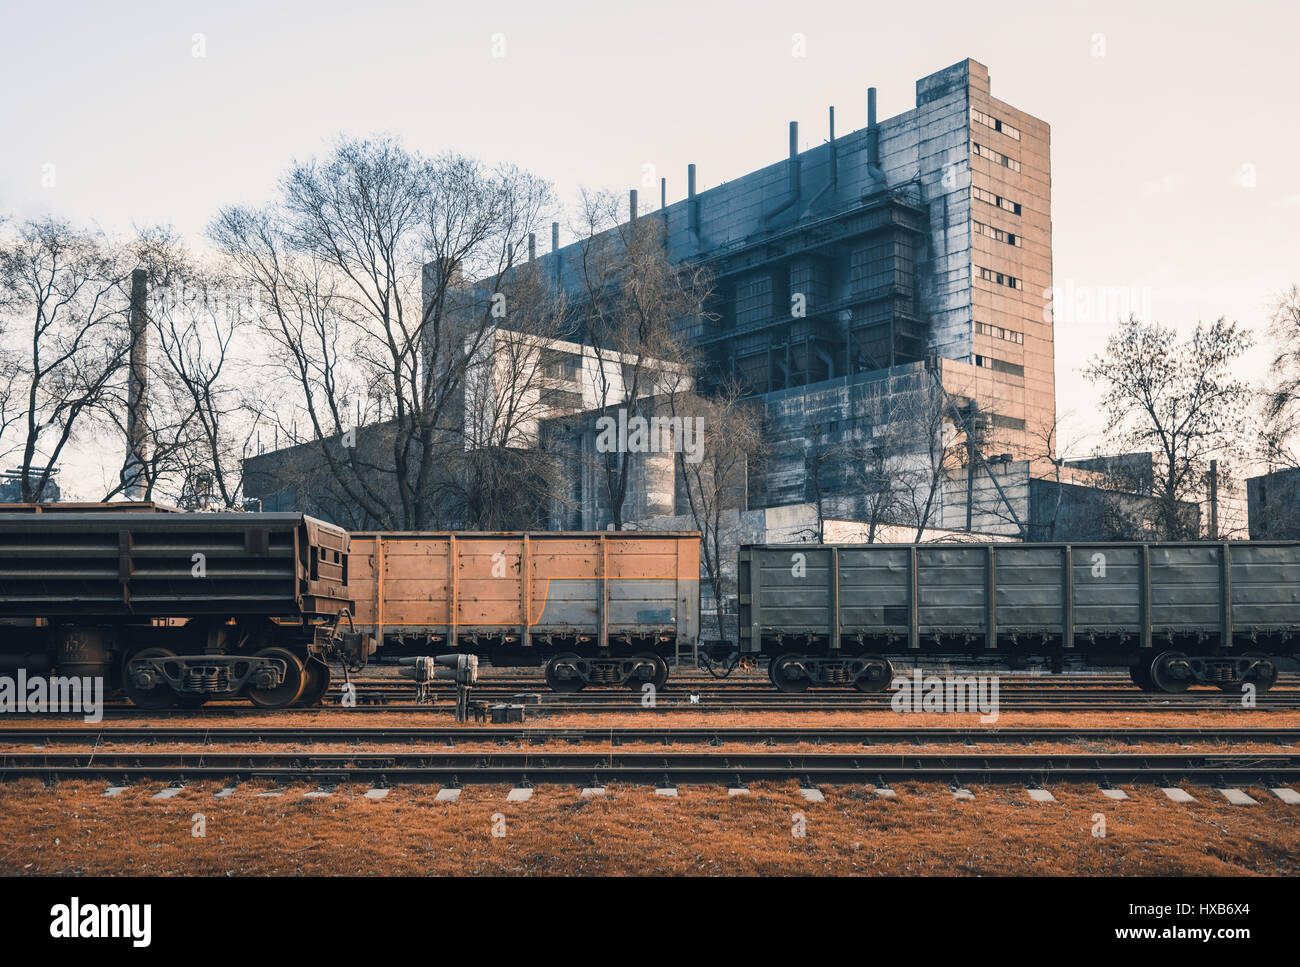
[348,531,700,690]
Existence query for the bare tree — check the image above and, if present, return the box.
[0,217,131,501]
[840,419,914,543]
[666,376,765,642]
[1261,284,1300,469]
[210,136,554,528]
[447,262,575,528]
[145,241,257,507]
[1084,315,1251,540]
[571,191,709,529]
[896,373,968,541]
[802,419,835,543]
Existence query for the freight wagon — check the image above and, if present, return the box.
[348,531,701,690]
[736,542,1298,692]
[0,511,370,708]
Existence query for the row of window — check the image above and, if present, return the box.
[976,266,1022,290]
[971,107,1021,141]
[972,185,1022,215]
[539,348,581,381]
[974,355,1025,378]
[973,219,1021,247]
[972,141,1021,172]
[975,321,1024,344]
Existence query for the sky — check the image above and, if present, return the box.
[2,0,1298,489]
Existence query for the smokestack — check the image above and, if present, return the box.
[687,163,698,233]
[124,268,148,499]
[828,105,838,187]
[865,87,886,186]
[660,177,666,211]
[528,232,535,262]
[762,122,805,224]
[788,120,800,194]
[629,188,638,223]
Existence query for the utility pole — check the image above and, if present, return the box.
[965,407,977,533]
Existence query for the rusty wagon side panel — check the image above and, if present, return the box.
[348,531,700,657]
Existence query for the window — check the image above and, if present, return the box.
[973,355,1025,378]
[972,142,1021,172]
[545,388,584,412]
[971,107,1021,141]
[991,414,1026,431]
[975,321,1024,344]
[972,185,1022,216]
[976,266,1022,290]
[539,348,580,381]
[973,220,1022,247]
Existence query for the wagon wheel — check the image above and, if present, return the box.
[1241,653,1279,692]
[627,652,669,690]
[853,658,894,692]
[769,653,810,693]
[544,652,586,692]
[295,658,332,706]
[122,647,180,709]
[1148,650,1192,694]
[1128,662,1155,691]
[247,647,307,709]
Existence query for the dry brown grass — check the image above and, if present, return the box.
[3,707,1296,877]
[1,778,1296,877]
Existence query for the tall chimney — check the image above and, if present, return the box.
[629,188,638,224]
[124,268,148,499]
[687,163,698,233]
[788,120,800,194]
[828,105,838,186]
[528,232,535,262]
[865,87,886,188]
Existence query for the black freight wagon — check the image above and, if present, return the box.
[0,511,370,708]
[737,542,1299,692]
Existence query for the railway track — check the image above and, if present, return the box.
[3,750,1299,786]
[4,726,1299,747]
[34,690,1300,717]
[327,679,1300,698]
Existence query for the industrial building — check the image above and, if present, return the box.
[245,57,1178,545]
[537,58,1055,535]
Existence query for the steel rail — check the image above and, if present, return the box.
[3,751,1298,785]
[3,726,1299,746]
[20,694,1300,717]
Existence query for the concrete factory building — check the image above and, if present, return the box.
[246,58,1172,542]
[538,57,1057,537]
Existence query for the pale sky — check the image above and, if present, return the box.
[2,0,1298,491]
